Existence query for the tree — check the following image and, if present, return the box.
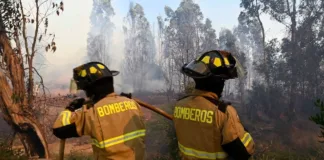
[239,0,268,86]
[87,0,114,65]
[200,18,217,52]
[294,0,324,103]
[235,19,262,90]
[123,2,156,92]
[156,16,176,101]
[0,0,63,158]
[239,0,324,120]
[253,0,324,119]
[239,0,274,116]
[218,28,247,101]
[276,0,324,117]
[161,0,217,92]
[218,29,236,98]
[310,99,324,142]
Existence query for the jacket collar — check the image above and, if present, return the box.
[91,92,117,101]
[189,89,219,100]
[105,92,117,97]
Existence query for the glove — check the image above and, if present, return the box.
[120,92,132,99]
[65,98,85,112]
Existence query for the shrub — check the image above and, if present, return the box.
[0,137,27,160]
[145,104,180,160]
[309,99,324,142]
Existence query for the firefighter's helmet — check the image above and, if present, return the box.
[71,62,119,90]
[181,50,246,79]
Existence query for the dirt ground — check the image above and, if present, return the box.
[9,94,165,158]
[4,93,324,159]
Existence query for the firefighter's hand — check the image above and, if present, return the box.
[65,98,85,112]
[121,92,132,99]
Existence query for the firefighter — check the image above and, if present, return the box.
[173,50,255,160]
[52,62,146,160]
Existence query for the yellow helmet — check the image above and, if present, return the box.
[181,50,246,79]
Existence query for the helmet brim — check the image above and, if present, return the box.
[181,68,209,79]
[231,56,247,79]
[111,70,120,76]
[180,61,211,79]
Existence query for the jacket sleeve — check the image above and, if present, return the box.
[221,106,255,160]
[52,105,89,139]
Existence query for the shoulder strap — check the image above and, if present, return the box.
[201,96,228,113]
[177,95,191,101]
[177,95,230,113]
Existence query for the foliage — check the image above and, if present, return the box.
[218,28,248,99]
[0,0,64,108]
[122,2,158,92]
[310,99,324,142]
[146,0,324,157]
[0,138,27,160]
[0,0,323,158]
[236,0,324,120]
[157,0,218,93]
[87,0,114,65]
[0,0,64,158]
[0,0,62,52]
[145,103,180,160]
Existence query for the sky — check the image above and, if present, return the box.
[28,0,286,94]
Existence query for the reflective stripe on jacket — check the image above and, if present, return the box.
[53,93,146,160]
[173,89,255,160]
[178,142,228,159]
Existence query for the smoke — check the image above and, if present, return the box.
[37,0,167,95]
[38,0,281,95]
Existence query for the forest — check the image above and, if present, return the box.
[0,0,324,159]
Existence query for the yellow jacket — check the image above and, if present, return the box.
[173,89,255,160]
[53,93,146,160]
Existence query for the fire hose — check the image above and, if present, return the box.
[133,98,173,120]
[59,95,173,160]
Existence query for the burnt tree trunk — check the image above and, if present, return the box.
[0,33,49,158]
